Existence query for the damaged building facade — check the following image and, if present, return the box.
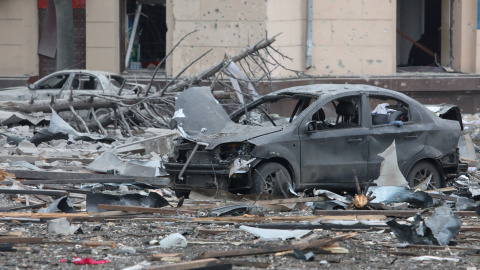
[1,0,480,110]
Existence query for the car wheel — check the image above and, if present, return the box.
[407,161,443,190]
[251,162,291,196]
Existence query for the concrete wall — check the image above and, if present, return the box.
[265,0,306,78]
[452,0,477,73]
[0,0,38,76]
[310,0,396,76]
[168,0,267,76]
[85,0,120,73]
[167,0,396,77]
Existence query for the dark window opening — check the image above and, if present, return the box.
[125,0,167,70]
[396,0,442,70]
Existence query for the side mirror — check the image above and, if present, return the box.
[305,121,317,133]
[28,84,36,90]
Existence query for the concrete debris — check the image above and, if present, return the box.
[408,256,460,262]
[159,233,188,248]
[239,225,312,241]
[47,217,80,235]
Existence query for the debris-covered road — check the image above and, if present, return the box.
[0,110,478,269]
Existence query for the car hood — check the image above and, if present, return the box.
[170,87,282,150]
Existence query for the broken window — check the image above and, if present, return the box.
[369,95,410,125]
[38,74,70,90]
[123,0,167,71]
[310,95,361,129]
[235,95,316,127]
[71,75,102,91]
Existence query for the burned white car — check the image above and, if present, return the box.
[0,69,153,101]
[165,85,464,196]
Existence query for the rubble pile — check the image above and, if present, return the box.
[0,121,477,269]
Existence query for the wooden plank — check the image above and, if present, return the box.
[196,228,229,235]
[0,203,48,212]
[220,259,270,268]
[313,210,478,217]
[2,178,136,185]
[0,189,67,197]
[0,237,44,244]
[97,204,197,215]
[197,233,356,259]
[82,241,115,248]
[254,197,327,205]
[0,213,89,218]
[146,258,221,270]
[150,253,185,261]
[5,170,170,186]
[193,216,321,223]
[428,193,458,201]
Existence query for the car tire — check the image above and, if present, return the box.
[251,162,291,196]
[407,160,443,190]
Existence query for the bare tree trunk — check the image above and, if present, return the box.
[54,0,75,70]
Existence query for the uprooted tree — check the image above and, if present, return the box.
[0,32,304,136]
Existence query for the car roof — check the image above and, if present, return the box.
[268,84,399,97]
[49,69,120,77]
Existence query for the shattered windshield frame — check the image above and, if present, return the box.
[231,94,318,127]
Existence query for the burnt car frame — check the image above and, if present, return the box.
[0,69,152,102]
[165,84,463,196]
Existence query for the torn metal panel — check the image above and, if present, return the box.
[229,158,255,178]
[307,200,348,210]
[49,109,113,143]
[288,248,314,261]
[455,196,479,211]
[201,204,263,217]
[170,87,282,149]
[86,192,169,212]
[425,104,463,130]
[29,129,69,146]
[38,196,76,213]
[239,225,311,241]
[313,189,352,204]
[368,186,433,208]
[387,206,461,246]
[0,111,48,126]
[86,147,164,177]
[373,141,409,187]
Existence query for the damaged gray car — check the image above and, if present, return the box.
[165,84,464,196]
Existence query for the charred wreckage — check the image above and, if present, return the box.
[165,84,465,197]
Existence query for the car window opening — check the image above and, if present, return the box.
[311,96,361,130]
[236,95,317,127]
[370,96,410,126]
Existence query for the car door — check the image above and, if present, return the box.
[366,94,427,180]
[299,93,370,189]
